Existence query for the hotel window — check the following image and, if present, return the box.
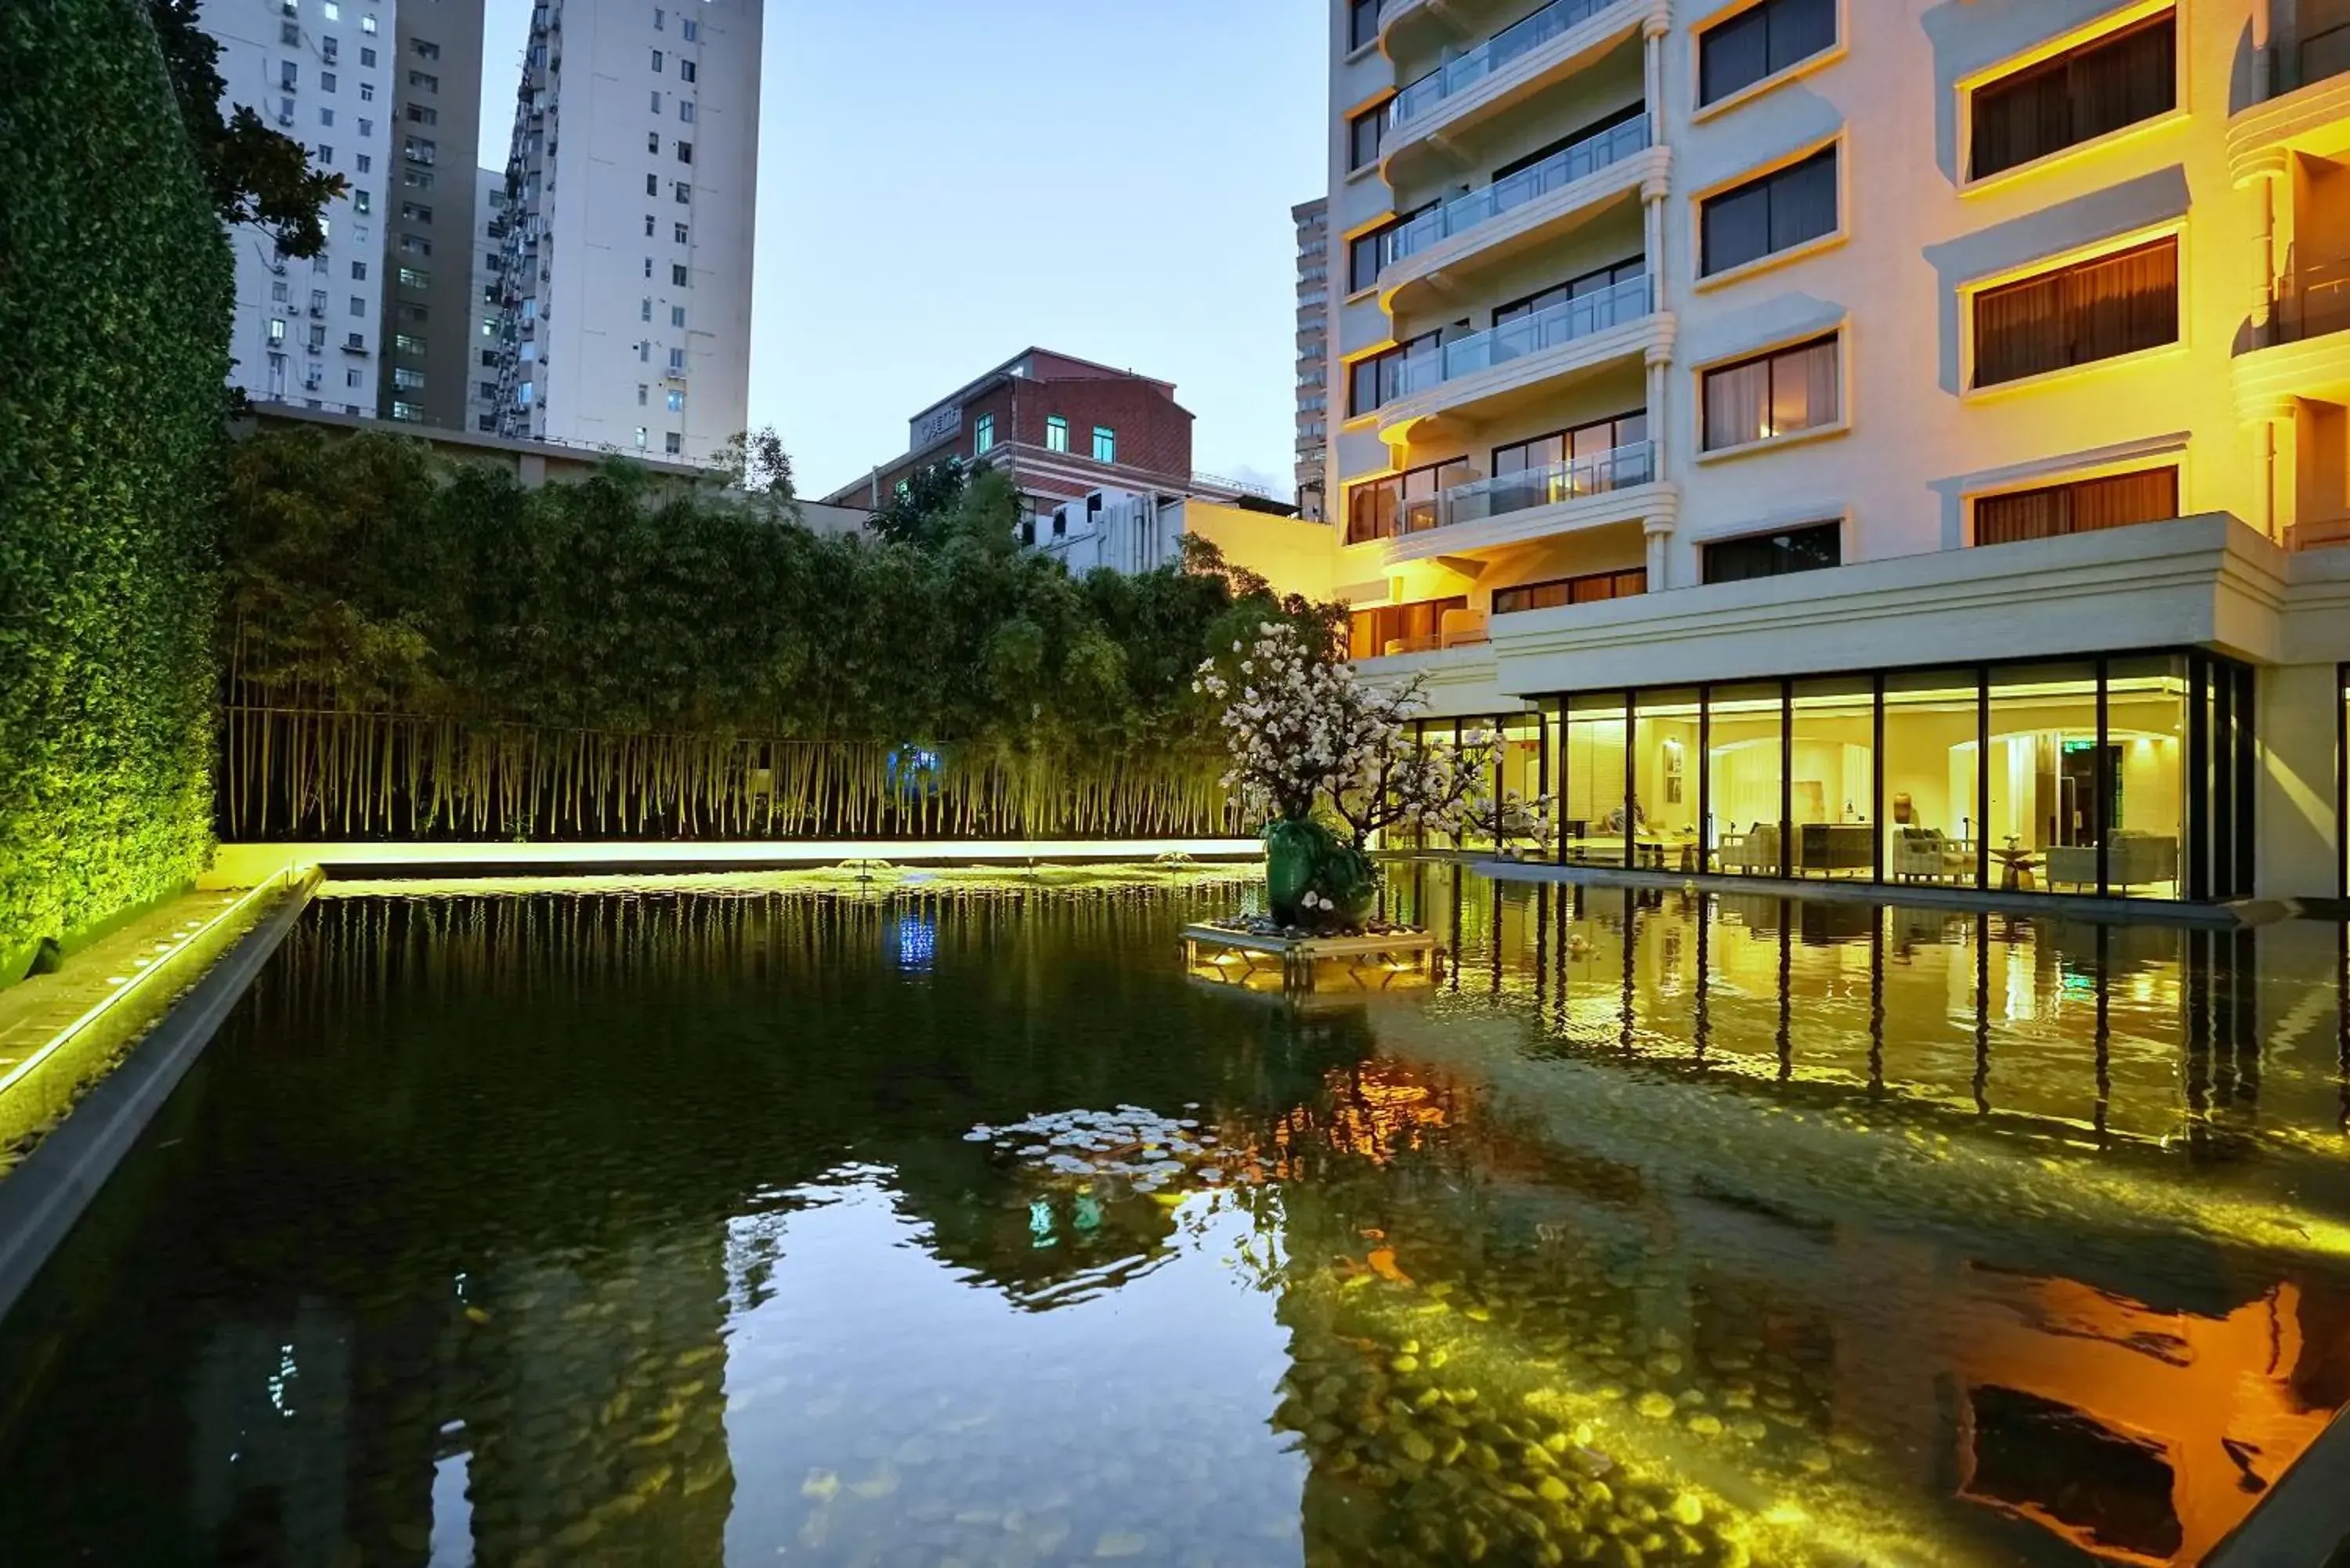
[681,60,696,82]
[1699,0,1837,106]
[1702,520,1842,583]
[1492,567,1647,615]
[1701,146,1838,276]
[392,366,425,391]
[1348,331,1437,417]
[1092,426,1116,464]
[1046,415,1068,453]
[1349,218,1400,294]
[398,266,429,289]
[975,414,996,455]
[1347,598,1468,660]
[1972,237,2178,388]
[1345,457,1471,544]
[1701,334,1838,450]
[1349,0,1379,51]
[1350,105,1386,172]
[1969,13,2176,180]
[1974,467,2179,546]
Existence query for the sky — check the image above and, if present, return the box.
[478,1,1330,498]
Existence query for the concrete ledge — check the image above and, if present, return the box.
[203,839,1267,888]
[0,873,316,1328]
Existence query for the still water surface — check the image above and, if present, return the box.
[2,871,2348,1568]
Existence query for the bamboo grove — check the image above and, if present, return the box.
[220,429,1339,842]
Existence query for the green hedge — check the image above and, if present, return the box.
[0,0,233,976]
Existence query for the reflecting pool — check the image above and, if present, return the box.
[2,873,2348,1567]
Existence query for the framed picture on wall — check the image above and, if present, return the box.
[1665,743,1684,805]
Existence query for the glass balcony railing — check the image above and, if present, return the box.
[1402,440,1654,534]
[1394,273,1650,397]
[1386,115,1649,268]
[1390,0,1622,128]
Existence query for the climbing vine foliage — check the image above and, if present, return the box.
[0,0,235,976]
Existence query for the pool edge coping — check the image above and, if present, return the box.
[0,872,319,1329]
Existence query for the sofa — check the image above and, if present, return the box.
[1716,823,1780,874]
[1890,828,1977,884]
[2043,833,2181,892]
[1798,823,1874,876]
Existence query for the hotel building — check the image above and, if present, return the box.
[1321,0,2350,904]
[1296,198,1335,521]
[487,0,761,465]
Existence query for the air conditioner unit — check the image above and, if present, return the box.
[277,111,295,127]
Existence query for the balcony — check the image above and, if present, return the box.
[1374,274,1667,441]
[1350,443,1670,565]
[1380,0,1653,182]
[2233,258,2350,421]
[1379,115,1660,315]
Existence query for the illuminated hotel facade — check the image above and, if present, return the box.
[1318,0,2350,903]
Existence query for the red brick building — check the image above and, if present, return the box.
[821,348,1263,518]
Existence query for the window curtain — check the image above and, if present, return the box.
[1976,467,2178,545]
[1767,150,1838,253]
[1705,358,1771,450]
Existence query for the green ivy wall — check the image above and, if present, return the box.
[0,0,233,978]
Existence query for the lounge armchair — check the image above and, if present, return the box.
[1890,828,1976,884]
[1716,823,1780,875]
[2044,833,2181,892]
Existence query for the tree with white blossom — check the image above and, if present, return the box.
[1195,623,1555,854]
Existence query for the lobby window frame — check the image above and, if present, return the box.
[1969,233,2182,392]
[1530,645,2244,901]
[1962,7,2180,186]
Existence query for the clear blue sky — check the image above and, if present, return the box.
[478,2,1329,498]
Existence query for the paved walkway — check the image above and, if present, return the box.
[0,887,268,1171]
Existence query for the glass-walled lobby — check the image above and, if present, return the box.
[1542,652,2254,903]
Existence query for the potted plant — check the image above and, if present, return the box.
[1195,623,1554,933]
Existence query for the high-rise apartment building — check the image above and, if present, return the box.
[1325,0,2350,905]
[378,0,485,427]
[209,0,397,413]
[489,0,762,465]
[1294,198,1332,521]
[467,168,508,432]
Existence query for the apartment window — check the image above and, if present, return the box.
[406,103,436,125]
[398,266,429,288]
[673,222,688,244]
[1701,146,1838,276]
[671,263,689,286]
[1702,521,1842,583]
[1493,568,1648,615]
[638,341,652,363]
[635,426,650,449]
[1975,468,2179,546]
[669,347,685,370]
[1349,105,1386,172]
[271,280,289,302]
[482,349,497,366]
[641,297,653,321]
[1702,335,1839,450]
[667,390,685,413]
[1973,237,2178,388]
[410,36,434,56]
[674,181,692,203]
[666,432,683,455]
[403,165,431,189]
[1091,427,1116,464]
[1970,13,2176,181]
[348,294,365,316]
[1699,0,1837,107]
[268,316,287,345]
[645,214,656,237]
[681,16,697,40]
[359,46,374,67]
[653,6,664,27]
[670,305,685,327]
[392,367,425,391]
[396,302,427,323]
[477,381,495,400]
[677,140,693,163]
[638,384,649,405]
[1046,415,1068,453]
[395,332,425,356]
[320,70,338,91]
[403,136,434,164]
[347,261,367,283]
[679,100,694,124]
[408,69,437,92]
[319,107,334,126]
[360,10,376,31]
[281,20,299,44]
[650,92,663,114]
[398,233,430,255]
[647,174,660,196]
[349,369,364,389]
[1345,457,1470,544]
[648,132,660,154]
[397,200,433,225]
[352,190,370,214]
[1349,0,1379,50]
[679,59,696,82]
[280,60,300,90]
[1348,332,1437,417]
[645,256,654,278]
[651,48,664,70]
[392,400,423,421]
[975,414,996,454]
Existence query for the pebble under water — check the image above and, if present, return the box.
[2,870,2348,1567]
